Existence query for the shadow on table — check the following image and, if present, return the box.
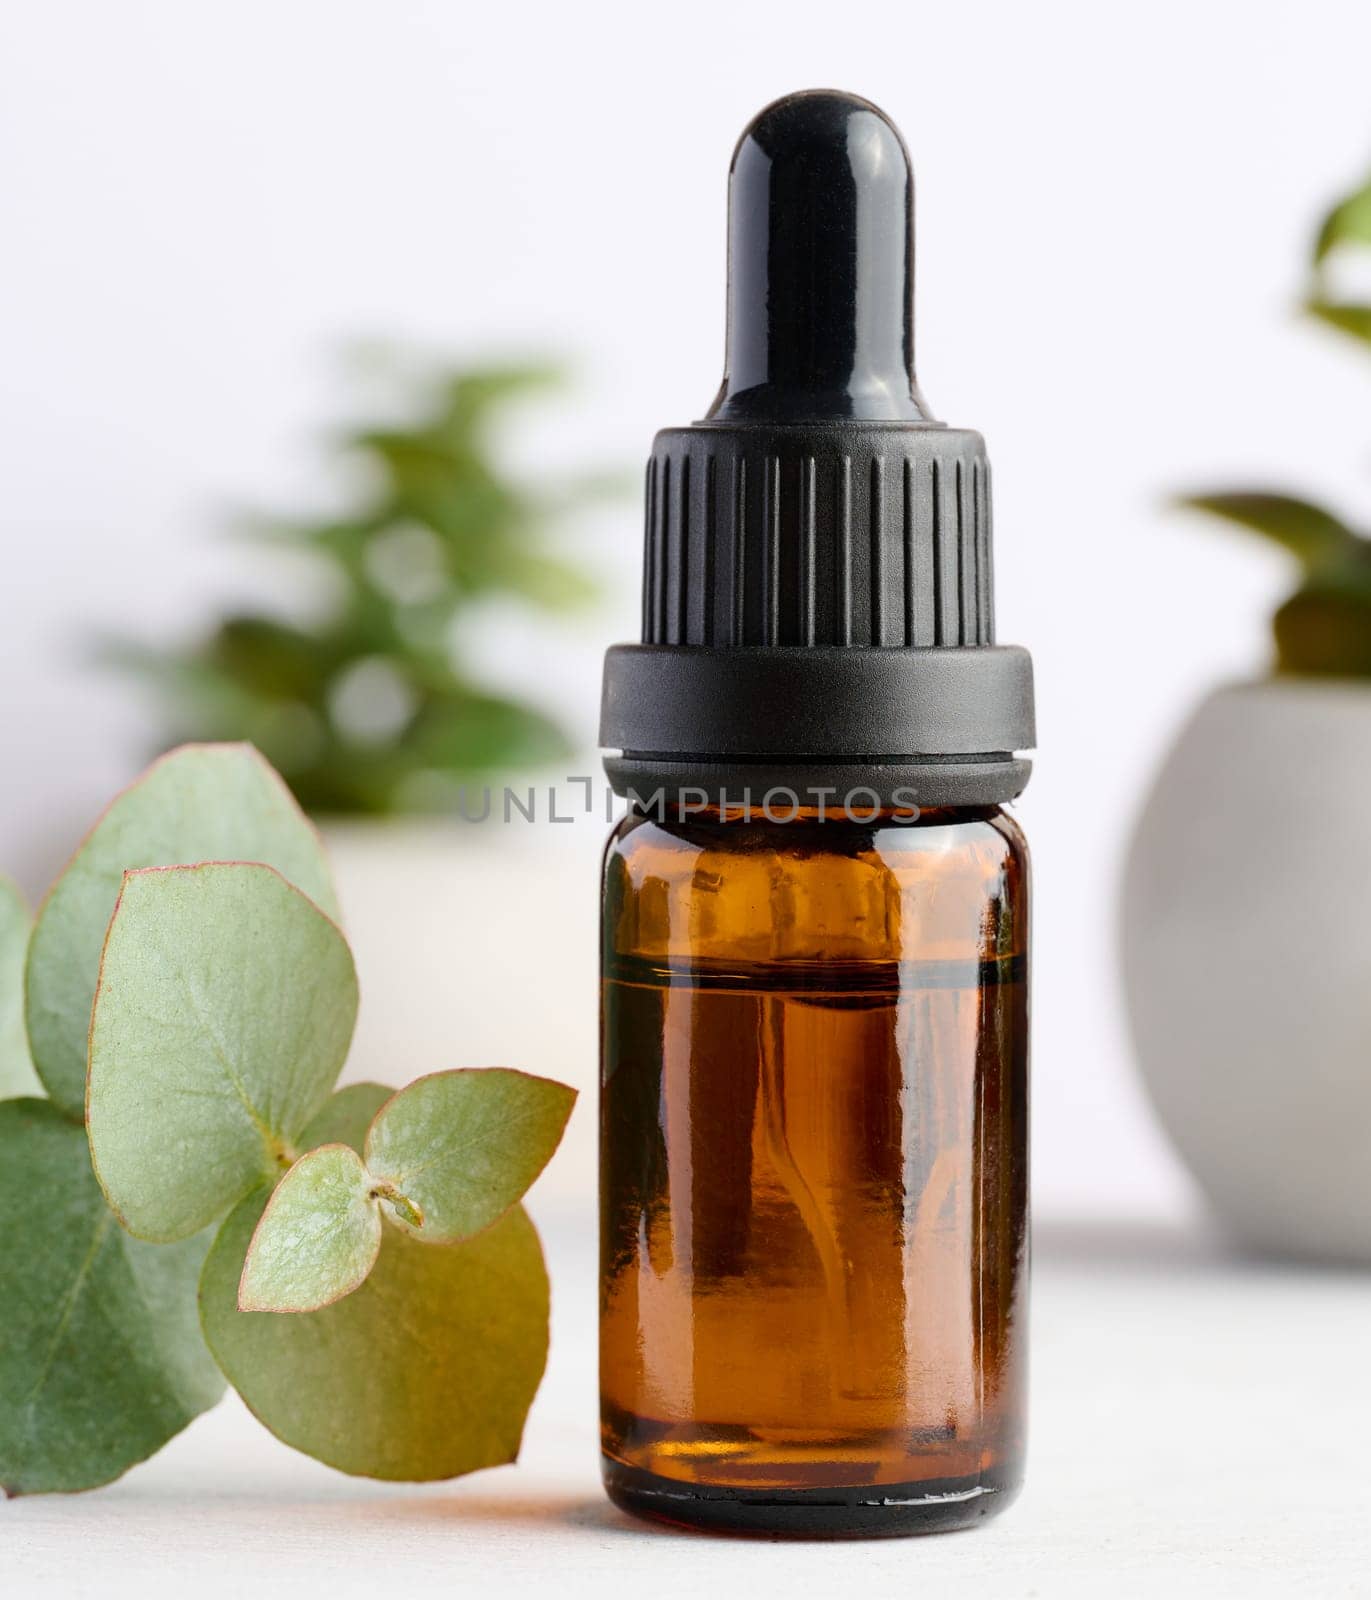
[328,1488,677,1539]
[97,1479,644,1535]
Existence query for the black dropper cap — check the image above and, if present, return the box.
[711,89,930,424]
[600,90,1035,809]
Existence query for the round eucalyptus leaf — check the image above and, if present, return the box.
[26,744,339,1120]
[201,1189,549,1482]
[365,1068,576,1244]
[0,877,40,1099]
[299,1081,393,1155]
[88,863,358,1242]
[0,1099,224,1496]
[239,1144,381,1313]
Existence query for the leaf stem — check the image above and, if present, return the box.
[369,1180,424,1230]
[270,1136,300,1173]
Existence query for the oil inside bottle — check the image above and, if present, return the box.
[601,941,1027,1500]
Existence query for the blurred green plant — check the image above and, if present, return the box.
[110,360,615,814]
[1180,164,1371,676]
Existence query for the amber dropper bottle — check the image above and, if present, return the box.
[597,89,1035,1538]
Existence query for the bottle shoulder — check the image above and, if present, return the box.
[605,805,1027,874]
[602,807,1028,965]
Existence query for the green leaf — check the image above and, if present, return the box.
[1274,584,1371,677]
[206,617,339,702]
[1313,171,1371,265]
[0,877,41,1099]
[88,863,358,1243]
[299,1082,393,1155]
[238,1144,380,1313]
[1305,299,1371,348]
[0,1099,224,1495]
[200,1188,549,1481]
[1176,493,1358,568]
[365,1069,576,1244]
[26,744,339,1119]
[480,547,601,610]
[410,692,574,774]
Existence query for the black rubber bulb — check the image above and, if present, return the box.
[707,89,932,424]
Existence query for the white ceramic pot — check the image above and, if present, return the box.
[1122,679,1371,1262]
[319,817,604,1206]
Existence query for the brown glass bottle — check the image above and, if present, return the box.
[600,802,1029,1536]
[598,88,1036,1536]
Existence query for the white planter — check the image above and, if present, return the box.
[1122,679,1371,1262]
[319,817,604,1205]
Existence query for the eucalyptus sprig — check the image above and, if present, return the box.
[0,878,39,1098]
[1,743,574,1496]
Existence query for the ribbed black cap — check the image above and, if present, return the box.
[638,427,993,650]
[601,90,1035,809]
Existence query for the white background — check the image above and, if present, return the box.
[5,1,1371,1217]
[5,4,1371,1591]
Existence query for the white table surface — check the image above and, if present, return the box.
[6,1207,1368,1600]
